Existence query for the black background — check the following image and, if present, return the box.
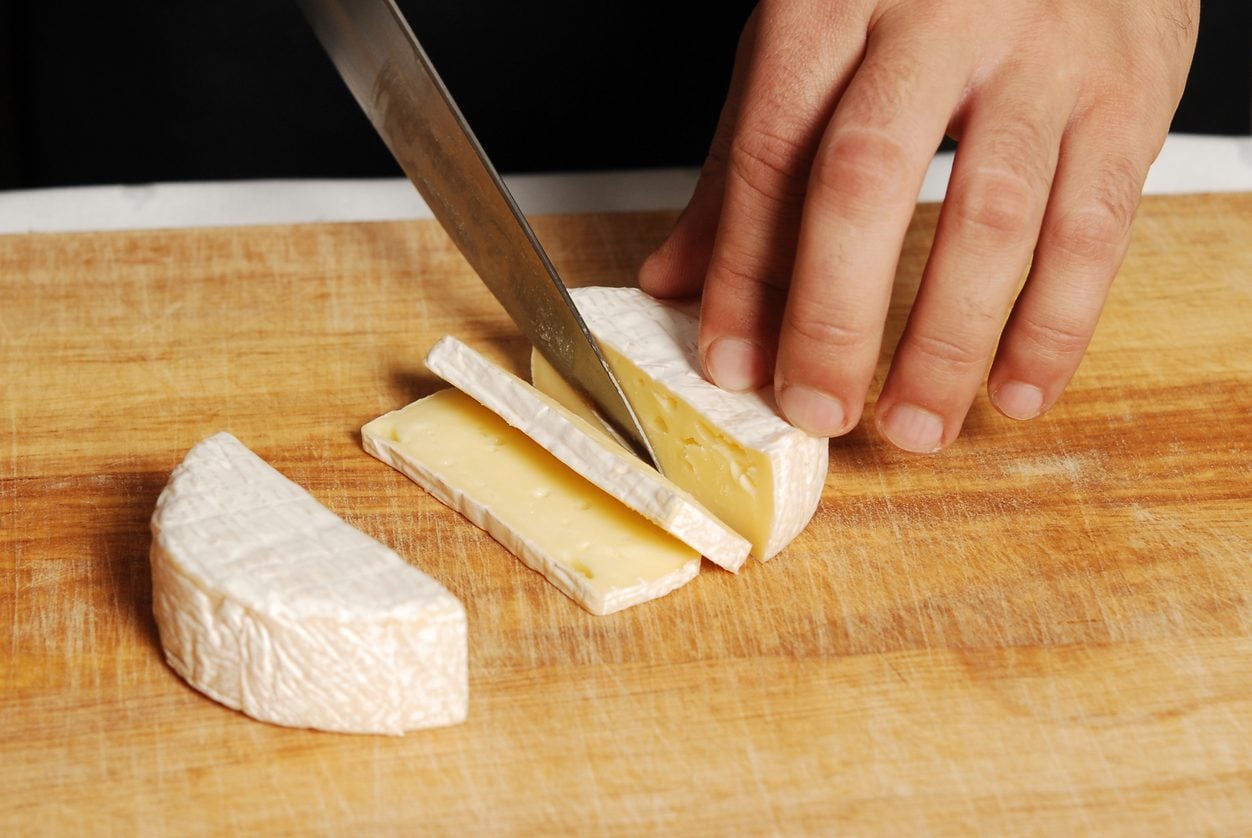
[0,1,1247,190]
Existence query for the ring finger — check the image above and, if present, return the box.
[875,66,1074,452]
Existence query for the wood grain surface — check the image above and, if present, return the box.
[2,194,1250,834]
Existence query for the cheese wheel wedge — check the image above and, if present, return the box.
[363,389,701,616]
[150,432,467,735]
[424,335,750,572]
[547,286,829,560]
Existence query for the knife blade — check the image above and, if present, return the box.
[297,0,658,467]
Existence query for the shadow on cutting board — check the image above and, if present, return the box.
[388,367,447,407]
[100,469,169,655]
[342,367,446,450]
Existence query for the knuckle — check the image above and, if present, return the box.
[947,117,1054,240]
[810,130,910,210]
[783,308,877,355]
[1046,157,1142,263]
[708,253,790,298]
[1011,312,1091,362]
[905,328,988,374]
[1046,203,1130,263]
[728,125,810,204]
[948,169,1042,240]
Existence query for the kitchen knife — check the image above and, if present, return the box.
[297,0,658,467]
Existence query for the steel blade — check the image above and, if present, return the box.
[297,0,657,466]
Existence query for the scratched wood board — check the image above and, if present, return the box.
[2,194,1250,834]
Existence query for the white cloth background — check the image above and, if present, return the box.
[1,134,1249,235]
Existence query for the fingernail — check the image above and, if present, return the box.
[879,403,945,453]
[705,337,768,392]
[992,380,1044,420]
[778,385,847,436]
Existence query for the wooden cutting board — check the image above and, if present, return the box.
[2,194,1250,834]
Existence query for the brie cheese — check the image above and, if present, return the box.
[424,335,750,572]
[363,389,700,616]
[548,286,828,560]
[150,432,467,735]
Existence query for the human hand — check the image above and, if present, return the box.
[639,0,1199,452]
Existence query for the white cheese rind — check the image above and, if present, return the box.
[150,432,468,736]
[568,286,828,560]
[425,336,750,572]
[363,390,700,616]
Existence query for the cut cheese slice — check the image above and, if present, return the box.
[424,335,750,572]
[363,389,700,616]
[545,286,828,560]
[150,432,467,736]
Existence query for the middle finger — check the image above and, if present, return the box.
[774,9,974,436]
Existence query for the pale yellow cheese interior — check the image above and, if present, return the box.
[364,389,696,592]
[527,351,632,454]
[532,348,775,556]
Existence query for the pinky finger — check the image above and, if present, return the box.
[988,119,1157,420]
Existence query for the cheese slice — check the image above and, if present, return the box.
[424,335,750,572]
[150,432,467,735]
[363,389,700,616]
[541,286,828,560]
